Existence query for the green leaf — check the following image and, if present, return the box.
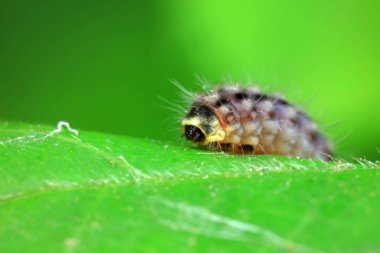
[0,121,379,253]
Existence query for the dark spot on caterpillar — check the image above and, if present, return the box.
[268,110,277,119]
[235,92,249,100]
[290,117,298,125]
[274,98,290,106]
[188,105,214,118]
[241,144,254,152]
[253,94,268,102]
[184,125,206,143]
[310,131,321,142]
[216,98,229,107]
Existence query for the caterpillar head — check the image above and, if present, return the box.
[182,105,225,145]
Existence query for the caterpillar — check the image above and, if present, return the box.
[181,85,332,161]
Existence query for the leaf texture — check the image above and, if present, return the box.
[0,122,379,253]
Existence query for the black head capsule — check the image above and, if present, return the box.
[182,105,225,145]
[184,125,206,143]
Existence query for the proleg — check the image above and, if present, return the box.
[181,85,333,161]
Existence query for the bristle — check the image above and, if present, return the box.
[170,80,195,101]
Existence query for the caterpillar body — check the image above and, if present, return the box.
[181,85,332,161]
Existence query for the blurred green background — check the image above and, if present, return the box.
[0,0,379,160]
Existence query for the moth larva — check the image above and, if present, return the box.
[181,85,332,161]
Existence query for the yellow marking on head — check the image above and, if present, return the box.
[182,117,225,145]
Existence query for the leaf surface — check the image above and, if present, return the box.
[0,122,379,253]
